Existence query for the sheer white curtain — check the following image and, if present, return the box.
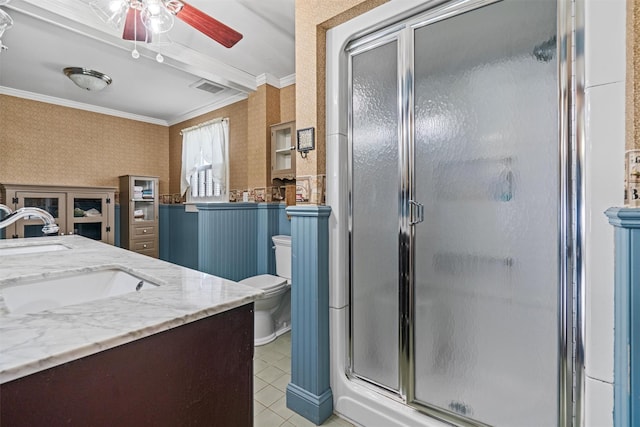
[180,118,229,201]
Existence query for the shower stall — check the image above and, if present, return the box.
[327,0,579,426]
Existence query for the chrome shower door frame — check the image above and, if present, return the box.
[346,0,580,425]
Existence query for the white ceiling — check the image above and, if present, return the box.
[0,0,295,125]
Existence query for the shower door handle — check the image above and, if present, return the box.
[409,200,424,225]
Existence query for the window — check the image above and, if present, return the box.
[180,118,229,203]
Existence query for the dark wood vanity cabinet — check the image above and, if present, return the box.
[0,304,254,427]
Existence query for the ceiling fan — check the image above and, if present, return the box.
[90,0,243,49]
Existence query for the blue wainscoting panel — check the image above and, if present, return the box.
[279,203,291,236]
[606,208,640,427]
[198,203,258,282]
[158,205,199,269]
[257,203,282,275]
[159,202,286,279]
[286,205,333,425]
[169,205,198,269]
[159,205,169,258]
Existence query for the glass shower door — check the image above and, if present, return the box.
[350,37,400,392]
[411,0,559,425]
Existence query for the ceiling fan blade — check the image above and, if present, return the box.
[122,7,147,42]
[174,2,243,48]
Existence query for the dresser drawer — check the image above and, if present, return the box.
[137,247,158,258]
[133,225,155,237]
[133,240,155,252]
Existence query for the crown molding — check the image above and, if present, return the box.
[167,93,249,126]
[0,86,168,126]
[2,74,292,127]
[280,74,296,87]
[255,73,295,89]
[1,86,252,127]
[256,73,281,88]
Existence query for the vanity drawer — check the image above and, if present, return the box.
[133,240,155,252]
[133,225,155,237]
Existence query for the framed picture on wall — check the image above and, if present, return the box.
[297,127,315,157]
[296,176,310,203]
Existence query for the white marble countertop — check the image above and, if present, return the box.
[0,235,262,384]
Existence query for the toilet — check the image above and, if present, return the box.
[240,235,291,346]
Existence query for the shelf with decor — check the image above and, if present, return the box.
[271,121,296,181]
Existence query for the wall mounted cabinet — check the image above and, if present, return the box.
[119,175,159,258]
[0,183,116,244]
[271,121,296,181]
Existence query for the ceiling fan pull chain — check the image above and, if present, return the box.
[132,8,140,59]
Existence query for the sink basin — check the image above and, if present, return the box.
[2,268,158,315]
[0,243,69,256]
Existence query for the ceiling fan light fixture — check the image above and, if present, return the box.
[90,0,243,49]
[63,67,113,91]
[89,0,129,29]
[141,3,174,34]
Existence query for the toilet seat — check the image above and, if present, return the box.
[240,274,288,295]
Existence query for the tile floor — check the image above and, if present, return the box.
[253,332,354,427]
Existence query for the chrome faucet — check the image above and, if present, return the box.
[0,204,60,235]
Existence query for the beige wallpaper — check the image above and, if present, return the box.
[294,0,388,183]
[280,84,296,124]
[246,84,283,189]
[2,83,292,199]
[0,95,169,193]
[628,0,639,151]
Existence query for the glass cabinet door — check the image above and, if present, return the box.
[14,192,66,238]
[67,192,114,243]
[132,178,156,223]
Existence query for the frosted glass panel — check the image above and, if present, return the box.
[351,40,399,390]
[412,1,558,425]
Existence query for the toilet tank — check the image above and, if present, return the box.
[272,235,291,280]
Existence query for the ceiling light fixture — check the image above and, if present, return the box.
[63,67,113,91]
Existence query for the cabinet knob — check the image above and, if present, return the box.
[143,244,147,248]
[143,229,147,233]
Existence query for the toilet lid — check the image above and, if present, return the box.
[240,274,287,292]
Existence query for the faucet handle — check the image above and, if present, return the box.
[42,223,60,235]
